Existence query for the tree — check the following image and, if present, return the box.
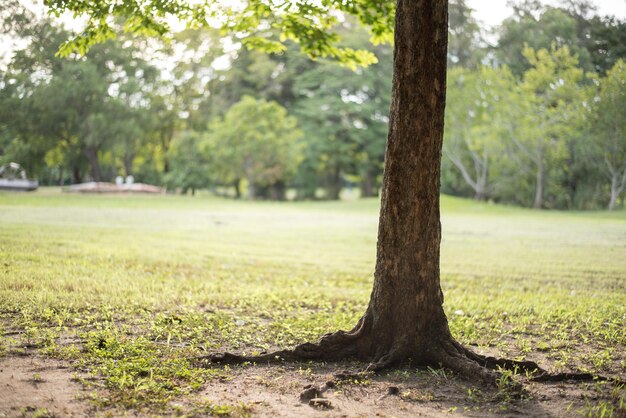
[206,96,303,199]
[164,131,210,195]
[506,45,585,209]
[496,1,626,78]
[45,0,577,384]
[293,22,391,199]
[444,66,515,200]
[448,0,485,69]
[559,1,626,76]
[497,3,593,77]
[0,10,161,184]
[587,60,626,210]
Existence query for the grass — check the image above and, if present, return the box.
[1,188,625,415]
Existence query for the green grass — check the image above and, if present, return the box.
[1,188,625,414]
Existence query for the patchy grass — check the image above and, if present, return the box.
[1,188,625,416]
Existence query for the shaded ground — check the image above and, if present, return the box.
[1,353,620,417]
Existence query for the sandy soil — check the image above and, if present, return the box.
[0,355,92,417]
[0,355,612,417]
[186,362,597,418]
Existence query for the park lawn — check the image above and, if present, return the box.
[0,188,625,416]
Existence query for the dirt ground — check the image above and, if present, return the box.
[1,354,614,417]
[0,355,92,417]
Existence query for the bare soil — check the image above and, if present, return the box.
[188,362,599,417]
[0,354,613,417]
[0,355,92,417]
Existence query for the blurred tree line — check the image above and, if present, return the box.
[0,0,624,209]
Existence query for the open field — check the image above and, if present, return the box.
[1,189,625,417]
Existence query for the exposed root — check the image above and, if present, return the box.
[430,341,501,387]
[454,340,622,385]
[195,319,621,388]
[197,325,365,367]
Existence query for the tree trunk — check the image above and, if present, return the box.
[124,155,134,177]
[271,181,287,201]
[533,159,543,209]
[360,169,378,198]
[608,167,626,211]
[349,0,454,364]
[609,175,618,211]
[233,179,241,199]
[72,166,82,184]
[475,151,488,201]
[247,181,256,200]
[84,147,102,182]
[326,167,342,200]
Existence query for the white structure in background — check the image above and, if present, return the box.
[0,162,38,191]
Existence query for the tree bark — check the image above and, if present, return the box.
[351,0,453,365]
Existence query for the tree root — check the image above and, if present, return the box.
[195,324,621,388]
[453,341,622,385]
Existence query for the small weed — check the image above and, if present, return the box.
[466,387,483,402]
[190,399,253,417]
[580,399,617,418]
[401,389,435,402]
[297,367,313,378]
[494,368,524,403]
[590,349,613,371]
[426,366,448,379]
[18,407,53,418]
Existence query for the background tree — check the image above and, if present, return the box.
[448,0,485,69]
[443,66,515,200]
[206,96,303,199]
[586,60,626,210]
[164,131,210,195]
[505,45,585,208]
[0,10,160,184]
[496,1,626,77]
[293,23,391,199]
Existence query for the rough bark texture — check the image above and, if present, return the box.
[355,0,450,364]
